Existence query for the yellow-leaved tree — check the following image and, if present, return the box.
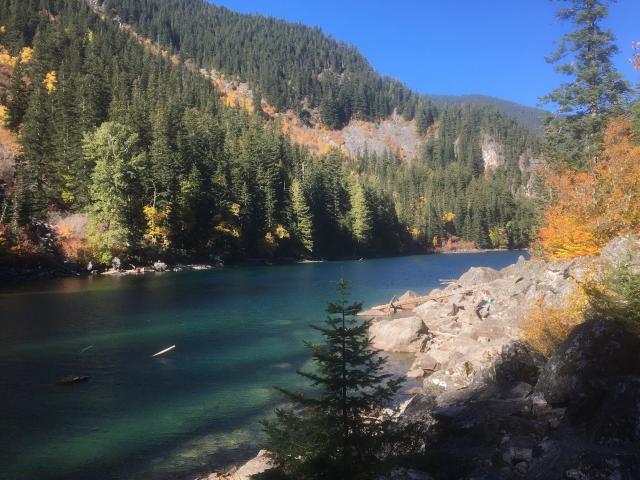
[0,105,7,126]
[538,116,640,259]
[43,71,57,94]
[143,205,171,251]
[442,211,456,223]
[19,46,33,64]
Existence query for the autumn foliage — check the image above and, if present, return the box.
[523,286,590,357]
[537,116,640,259]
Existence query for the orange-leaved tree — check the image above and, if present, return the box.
[538,116,640,259]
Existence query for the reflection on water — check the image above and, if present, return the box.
[0,251,527,480]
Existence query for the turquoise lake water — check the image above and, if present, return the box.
[0,251,526,480]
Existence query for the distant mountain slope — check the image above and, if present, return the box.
[429,94,550,132]
[100,0,543,134]
[101,0,427,129]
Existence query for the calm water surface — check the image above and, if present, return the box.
[0,251,526,480]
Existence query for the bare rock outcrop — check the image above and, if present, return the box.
[199,450,273,480]
[369,316,430,353]
[481,133,505,172]
[534,319,640,411]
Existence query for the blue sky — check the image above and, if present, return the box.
[211,0,639,108]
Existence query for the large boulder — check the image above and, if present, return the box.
[423,360,479,401]
[411,349,452,373]
[494,341,545,389]
[589,376,640,445]
[369,316,430,352]
[534,320,640,417]
[599,235,640,269]
[458,266,502,286]
[528,440,640,480]
[397,290,421,310]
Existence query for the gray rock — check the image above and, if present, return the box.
[528,441,640,480]
[397,290,421,310]
[509,446,533,462]
[199,449,274,480]
[494,341,545,389]
[369,316,430,353]
[589,376,640,445]
[380,467,434,480]
[459,266,502,286]
[153,261,168,272]
[411,352,445,373]
[514,461,529,476]
[399,393,436,423]
[111,256,121,270]
[503,382,533,399]
[599,235,640,269]
[534,320,640,419]
[399,290,419,302]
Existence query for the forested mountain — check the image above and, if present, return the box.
[0,0,540,268]
[100,0,430,130]
[429,94,550,132]
[99,0,544,132]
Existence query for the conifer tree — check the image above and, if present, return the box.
[0,0,543,260]
[348,177,372,249]
[6,62,28,131]
[79,37,111,130]
[14,86,54,222]
[541,0,629,168]
[263,279,422,480]
[290,178,314,255]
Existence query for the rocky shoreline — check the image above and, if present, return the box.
[0,260,221,285]
[202,235,640,479]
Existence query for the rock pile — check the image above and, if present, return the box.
[370,235,640,479]
[399,319,640,479]
[368,254,581,405]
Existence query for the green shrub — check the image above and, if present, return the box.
[584,263,640,334]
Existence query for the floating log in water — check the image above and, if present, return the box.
[152,345,176,357]
[57,375,90,385]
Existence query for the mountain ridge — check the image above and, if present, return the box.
[92,0,543,165]
[99,0,546,134]
[429,94,550,132]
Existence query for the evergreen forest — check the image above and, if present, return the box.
[0,0,540,267]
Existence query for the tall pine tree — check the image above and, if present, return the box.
[290,178,314,255]
[541,0,629,168]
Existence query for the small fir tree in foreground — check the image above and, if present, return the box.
[262,279,424,480]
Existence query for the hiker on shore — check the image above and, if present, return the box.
[475,290,493,319]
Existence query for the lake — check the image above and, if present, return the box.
[0,251,526,480]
